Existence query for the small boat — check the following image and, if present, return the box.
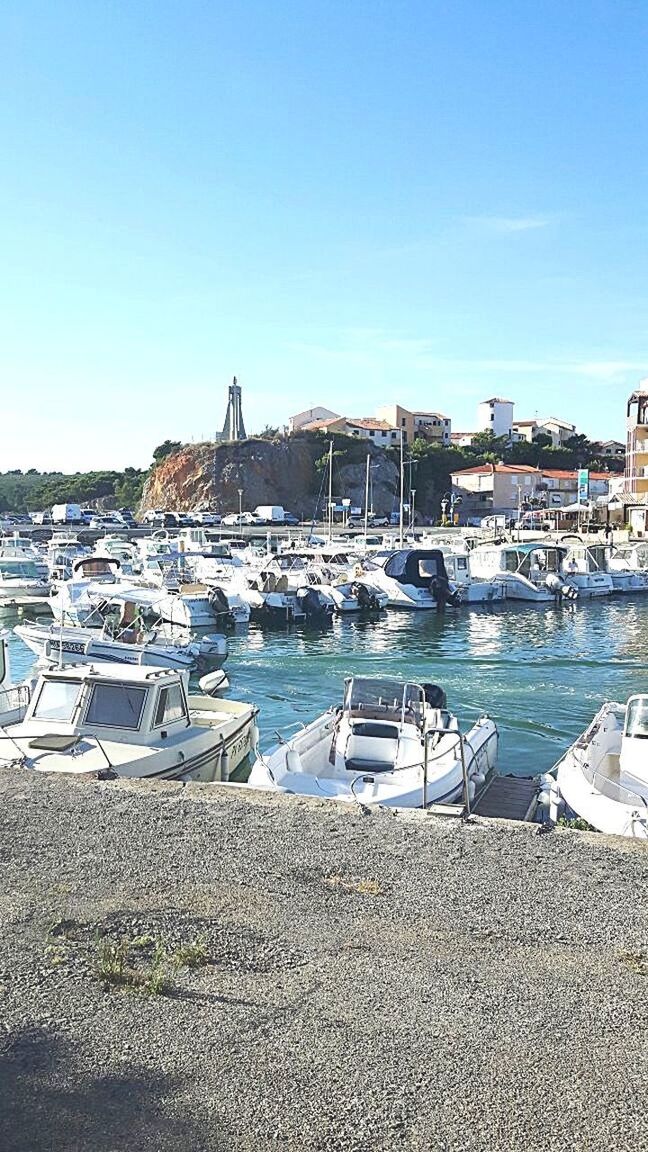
[556,696,648,837]
[0,663,258,782]
[14,615,227,672]
[442,552,506,603]
[248,675,498,807]
[559,539,614,597]
[322,579,388,614]
[361,549,460,609]
[469,542,579,601]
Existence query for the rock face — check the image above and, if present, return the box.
[140,437,400,518]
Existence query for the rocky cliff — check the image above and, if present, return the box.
[140,435,400,518]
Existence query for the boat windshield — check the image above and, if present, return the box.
[625,697,648,740]
[344,677,425,728]
[78,559,117,578]
[33,680,81,722]
[85,683,147,730]
[0,561,39,579]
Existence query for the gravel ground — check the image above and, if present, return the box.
[1,767,647,1151]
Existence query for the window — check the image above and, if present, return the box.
[490,412,494,421]
[401,418,406,427]
[85,683,146,729]
[369,430,375,437]
[33,680,80,722]
[626,698,648,739]
[391,432,396,439]
[153,683,187,727]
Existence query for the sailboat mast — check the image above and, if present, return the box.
[364,453,370,550]
[327,439,333,543]
[399,429,404,548]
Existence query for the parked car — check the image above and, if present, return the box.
[193,512,222,526]
[283,513,300,526]
[222,512,258,526]
[118,508,137,526]
[369,516,390,528]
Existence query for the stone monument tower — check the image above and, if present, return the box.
[221,376,247,441]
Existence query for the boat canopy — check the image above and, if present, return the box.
[383,550,449,587]
[72,556,121,578]
[343,676,426,729]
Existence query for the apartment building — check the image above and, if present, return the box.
[289,406,340,433]
[477,398,514,438]
[450,463,541,517]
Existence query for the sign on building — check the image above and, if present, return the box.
[577,468,589,503]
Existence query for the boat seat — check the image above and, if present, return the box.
[28,733,82,753]
[344,724,399,774]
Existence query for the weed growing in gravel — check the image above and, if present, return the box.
[171,938,209,969]
[557,815,594,832]
[95,933,210,996]
[620,949,648,976]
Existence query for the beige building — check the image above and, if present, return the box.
[512,416,577,447]
[375,404,414,445]
[625,388,648,497]
[375,404,451,446]
[300,415,401,444]
[412,411,451,445]
[451,463,541,517]
[289,406,340,433]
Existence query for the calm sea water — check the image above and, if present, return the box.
[5,597,648,775]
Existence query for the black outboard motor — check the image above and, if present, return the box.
[429,574,461,610]
[296,587,333,622]
[352,582,379,611]
[422,683,448,710]
[207,586,234,625]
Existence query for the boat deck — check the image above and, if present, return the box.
[472,774,539,822]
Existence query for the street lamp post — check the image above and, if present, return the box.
[238,488,243,532]
[410,489,416,531]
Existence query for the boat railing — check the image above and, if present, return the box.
[423,724,498,816]
[423,726,471,815]
[0,684,30,723]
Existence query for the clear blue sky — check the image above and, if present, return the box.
[2,0,646,470]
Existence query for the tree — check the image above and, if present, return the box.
[152,440,182,463]
[256,425,280,440]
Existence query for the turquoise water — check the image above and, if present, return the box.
[5,597,648,775]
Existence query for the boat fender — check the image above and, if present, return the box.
[221,746,230,782]
[467,779,476,802]
[285,748,301,775]
[472,771,486,788]
[250,721,259,752]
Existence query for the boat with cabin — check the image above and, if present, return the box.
[0,663,257,782]
[360,549,460,609]
[469,542,579,601]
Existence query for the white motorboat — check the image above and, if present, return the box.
[559,540,614,597]
[599,544,648,593]
[360,549,460,609]
[441,553,506,604]
[14,614,227,673]
[241,557,335,623]
[0,556,50,602]
[0,663,258,782]
[320,578,388,614]
[469,542,579,602]
[0,638,31,726]
[556,696,648,838]
[249,676,498,807]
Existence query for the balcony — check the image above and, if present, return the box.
[634,439,648,455]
